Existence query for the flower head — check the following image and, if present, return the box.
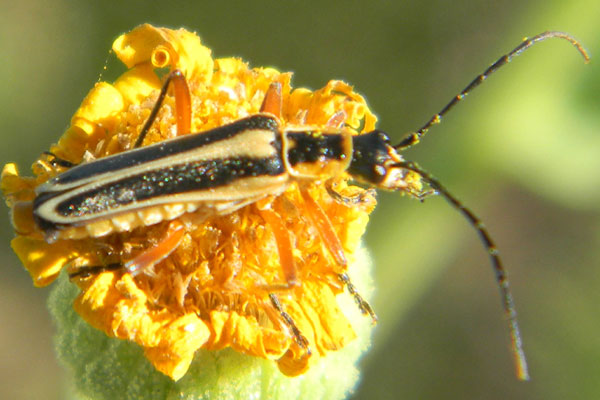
[2,24,379,388]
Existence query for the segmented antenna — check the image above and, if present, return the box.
[395,31,590,150]
[397,161,530,381]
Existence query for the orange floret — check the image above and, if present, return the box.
[1,24,377,380]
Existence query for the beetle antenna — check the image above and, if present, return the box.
[396,160,529,381]
[395,31,589,150]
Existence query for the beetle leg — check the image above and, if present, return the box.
[68,262,122,279]
[269,293,311,352]
[326,180,376,206]
[42,151,77,168]
[257,201,299,289]
[300,189,347,267]
[260,82,282,118]
[338,272,377,323]
[123,220,185,276]
[258,200,310,352]
[300,189,377,322]
[68,221,186,279]
[134,69,192,148]
[170,70,192,135]
[411,187,438,202]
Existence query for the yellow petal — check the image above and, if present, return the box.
[1,163,37,204]
[145,313,211,381]
[112,24,214,83]
[113,63,162,105]
[52,82,125,162]
[11,236,80,286]
[209,310,290,360]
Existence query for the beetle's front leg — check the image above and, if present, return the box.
[326,180,376,206]
[300,188,377,323]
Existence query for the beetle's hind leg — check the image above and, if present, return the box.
[68,262,122,279]
[69,221,185,279]
[123,221,185,276]
[134,69,192,148]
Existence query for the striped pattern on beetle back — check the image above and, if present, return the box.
[33,115,287,231]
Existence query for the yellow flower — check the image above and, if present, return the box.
[2,24,377,382]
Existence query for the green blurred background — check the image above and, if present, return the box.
[1,1,598,399]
